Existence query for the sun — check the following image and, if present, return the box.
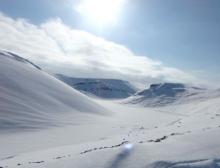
[75,0,125,26]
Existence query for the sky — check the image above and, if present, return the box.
[0,0,220,87]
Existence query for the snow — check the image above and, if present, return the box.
[1,52,220,168]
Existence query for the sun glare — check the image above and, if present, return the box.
[75,0,125,26]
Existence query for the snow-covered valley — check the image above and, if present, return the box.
[1,52,220,168]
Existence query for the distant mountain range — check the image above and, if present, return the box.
[56,74,137,99]
[56,74,220,106]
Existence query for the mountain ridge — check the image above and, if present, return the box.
[125,82,220,107]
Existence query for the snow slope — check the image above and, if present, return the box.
[0,51,107,131]
[125,83,220,107]
[56,74,137,99]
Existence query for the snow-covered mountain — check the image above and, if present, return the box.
[0,51,107,131]
[125,82,220,107]
[56,74,137,99]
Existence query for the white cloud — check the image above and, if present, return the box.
[0,13,197,88]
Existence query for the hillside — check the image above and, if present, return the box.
[0,51,107,131]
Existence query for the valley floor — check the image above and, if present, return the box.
[1,98,220,168]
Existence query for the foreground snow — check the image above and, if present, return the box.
[1,98,220,168]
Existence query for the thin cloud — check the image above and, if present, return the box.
[0,13,197,88]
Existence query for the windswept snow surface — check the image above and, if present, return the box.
[1,52,220,168]
[1,97,220,168]
[0,51,107,131]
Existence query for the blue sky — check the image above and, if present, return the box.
[0,0,220,85]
